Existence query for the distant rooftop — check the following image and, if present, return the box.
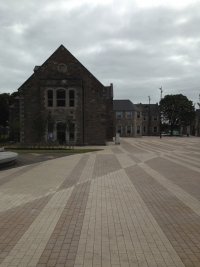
[137,103,160,114]
[113,100,140,111]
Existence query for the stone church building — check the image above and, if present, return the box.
[17,45,114,145]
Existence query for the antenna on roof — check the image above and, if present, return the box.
[159,87,163,100]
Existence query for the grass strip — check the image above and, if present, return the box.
[4,149,102,154]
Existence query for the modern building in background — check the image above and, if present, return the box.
[136,103,160,136]
[113,100,142,137]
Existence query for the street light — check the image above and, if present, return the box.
[159,87,163,139]
[148,95,151,136]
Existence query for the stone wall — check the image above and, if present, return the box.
[136,104,160,136]
[18,45,113,145]
[114,110,142,138]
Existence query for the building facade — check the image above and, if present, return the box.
[113,100,142,137]
[136,103,160,136]
[17,45,114,145]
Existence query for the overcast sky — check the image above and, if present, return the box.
[1,0,200,106]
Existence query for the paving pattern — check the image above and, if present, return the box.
[0,137,200,267]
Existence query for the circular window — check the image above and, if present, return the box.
[58,64,67,73]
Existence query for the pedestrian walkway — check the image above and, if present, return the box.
[0,137,200,267]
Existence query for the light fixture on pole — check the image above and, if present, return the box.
[159,87,163,139]
[148,95,151,136]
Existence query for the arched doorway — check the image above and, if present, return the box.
[57,122,65,144]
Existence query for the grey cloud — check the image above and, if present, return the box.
[0,0,200,105]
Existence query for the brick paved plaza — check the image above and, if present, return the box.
[0,137,200,267]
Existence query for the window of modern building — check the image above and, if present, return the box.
[126,111,131,119]
[47,90,53,107]
[69,123,75,141]
[117,125,122,133]
[69,90,75,107]
[143,126,146,133]
[116,111,122,119]
[154,126,157,132]
[57,90,65,107]
[137,125,140,134]
[127,125,131,134]
[137,112,140,118]
[153,115,157,120]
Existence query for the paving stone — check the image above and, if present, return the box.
[0,137,200,266]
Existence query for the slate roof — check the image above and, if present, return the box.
[18,44,105,91]
[142,104,159,114]
[113,100,140,111]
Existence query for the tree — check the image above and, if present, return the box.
[46,112,56,141]
[32,112,56,142]
[10,118,21,141]
[64,115,74,134]
[64,115,75,147]
[32,113,48,142]
[0,91,19,127]
[0,94,9,127]
[160,94,196,135]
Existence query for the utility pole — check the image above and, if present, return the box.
[159,87,163,139]
[148,95,151,136]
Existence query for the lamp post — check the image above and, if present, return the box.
[148,95,151,136]
[159,87,163,139]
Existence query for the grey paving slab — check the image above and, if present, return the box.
[0,137,200,267]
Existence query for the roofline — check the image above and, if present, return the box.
[18,44,106,91]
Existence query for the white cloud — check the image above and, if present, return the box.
[135,0,199,8]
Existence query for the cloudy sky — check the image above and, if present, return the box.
[1,0,200,106]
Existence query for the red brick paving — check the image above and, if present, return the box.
[0,195,52,264]
[37,181,91,267]
[125,164,200,267]
[1,137,200,267]
[145,157,200,201]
